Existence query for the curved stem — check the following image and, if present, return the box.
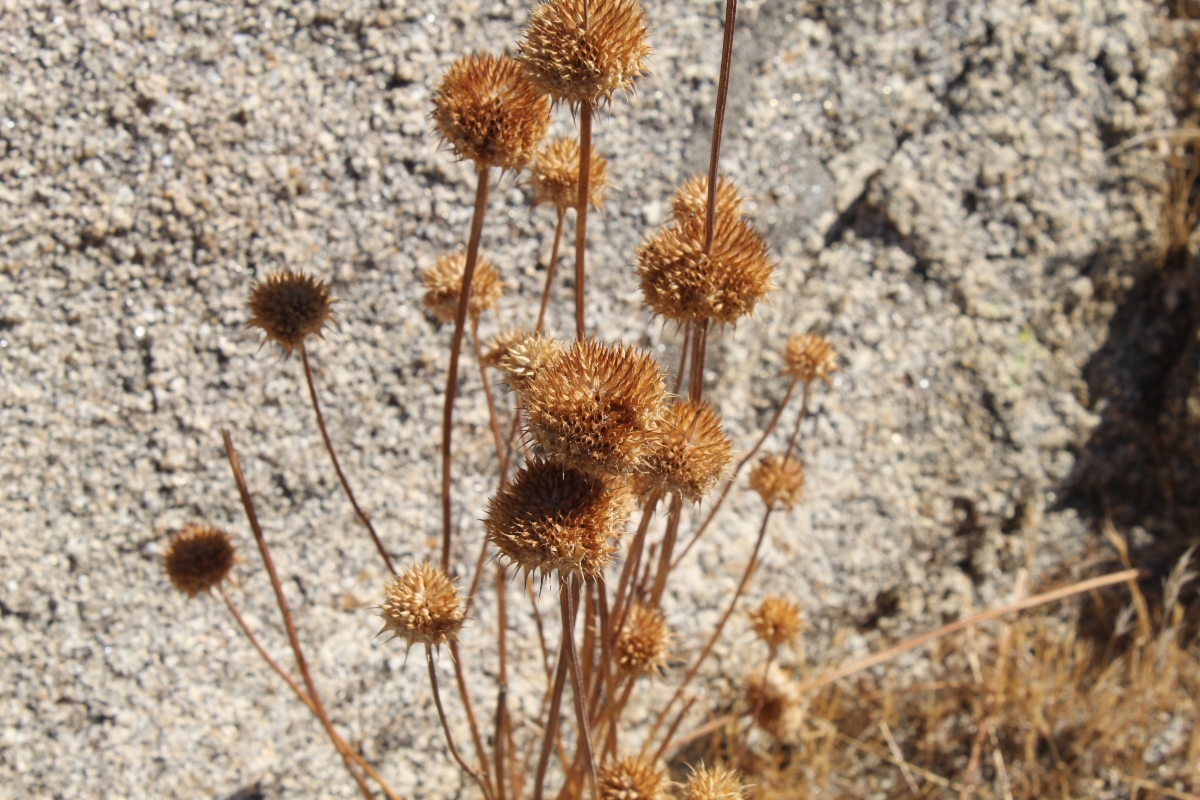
[442,168,492,569]
[427,645,494,800]
[536,208,566,335]
[450,641,494,796]
[574,101,592,341]
[300,344,395,576]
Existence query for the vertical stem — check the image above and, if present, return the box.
[688,319,709,401]
[427,645,494,800]
[672,322,692,398]
[574,101,593,341]
[648,493,682,608]
[221,430,375,800]
[533,642,570,800]
[442,168,492,569]
[704,0,739,257]
[536,208,566,335]
[785,380,812,458]
[300,344,395,576]
[472,319,508,473]
[449,641,494,796]
[561,575,598,797]
[495,565,510,800]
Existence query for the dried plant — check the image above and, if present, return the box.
[423,251,505,324]
[246,269,335,355]
[163,523,235,597]
[379,562,466,649]
[748,454,804,511]
[748,597,803,653]
[596,756,666,800]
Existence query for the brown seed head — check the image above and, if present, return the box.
[518,0,651,108]
[522,338,666,475]
[671,174,744,225]
[636,212,774,326]
[682,764,746,800]
[431,53,551,172]
[640,400,731,502]
[483,328,530,368]
[484,458,631,579]
[529,136,609,210]
[422,252,504,324]
[597,757,666,800]
[744,666,796,740]
[379,562,465,649]
[749,596,803,650]
[782,333,839,384]
[497,333,564,393]
[615,602,670,676]
[246,270,336,355]
[164,524,236,597]
[748,453,804,510]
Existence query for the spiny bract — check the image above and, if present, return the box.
[246,270,336,355]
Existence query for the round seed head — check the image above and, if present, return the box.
[640,400,732,503]
[615,602,670,676]
[521,338,667,475]
[422,252,504,324]
[164,524,236,597]
[497,333,564,393]
[636,212,774,326]
[748,453,804,510]
[782,333,839,384]
[597,757,666,800]
[749,596,803,650]
[246,270,336,355]
[682,764,746,800]
[744,666,796,740]
[529,136,609,210]
[671,174,744,224]
[379,562,465,649]
[431,53,551,172]
[518,0,651,108]
[483,328,531,368]
[485,458,631,579]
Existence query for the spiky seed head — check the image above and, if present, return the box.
[431,53,551,172]
[164,524,236,597]
[497,333,565,393]
[682,764,746,800]
[671,175,744,225]
[485,458,631,579]
[636,212,774,326]
[616,602,670,676]
[483,328,531,368]
[521,338,666,475]
[529,136,609,210]
[597,757,666,800]
[749,596,803,650]
[782,333,839,384]
[518,0,651,108]
[379,562,465,649]
[748,453,804,510]
[640,400,731,503]
[246,270,336,355]
[744,666,796,740]
[422,252,504,324]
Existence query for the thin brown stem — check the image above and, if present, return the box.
[533,640,570,800]
[495,565,510,800]
[427,645,494,800]
[300,344,395,576]
[650,692,698,765]
[464,537,490,617]
[574,101,592,341]
[221,430,375,800]
[472,319,508,473]
[561,575,598,797]
[648,493,682,608]
[688,319,709,401]
[442,167,492,569]
[672,322,692,398]
[734,648,776,763]
[785,380,812,458]
[449,641,494,796]
[536,208,566,335]
[703,0,738,256]
[610,492,660,631]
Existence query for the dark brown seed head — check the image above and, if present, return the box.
[636,212,774,326]
[422,252,504,324]
[748,453,804,510]
[497,333,564,393]
[744,666,795,740]
[782,333,839,384]
[597,757,666,800]
[521,338,666,475]
[379,562,465,649]
[529,136,609,210]
[749,596,803,650]
[518,0,651,108]
[246,270,336,355]
[682,764,746,800]
[671,174,743,225]
[640,400,731,503]
[431,53,551,172]
[484,459,631,579]
[164,524,236,597]
[616,602,670,676]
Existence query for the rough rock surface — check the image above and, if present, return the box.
[1,0,1193,796]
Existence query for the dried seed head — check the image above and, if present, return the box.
[748,453,804,510]
[518,0,651,109]
[379,562,465,649]
[682,764,746,800]
[636,213,774,326]
[246,270,336,355]
[597,757,666,800]
[615,602,670,676]
[164,524,236,597]
[639,400,731,502]
[744,666,797,740]
[483,328,531,368]
[484,459,631,579]
[671,175,743,225]
[529,136,609,210]
[522,339,666,475]
[431,53,551,172]
[422,252,504,324]
[497,333,564,393]
[749,596,803,650]
[782,333,839,384]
